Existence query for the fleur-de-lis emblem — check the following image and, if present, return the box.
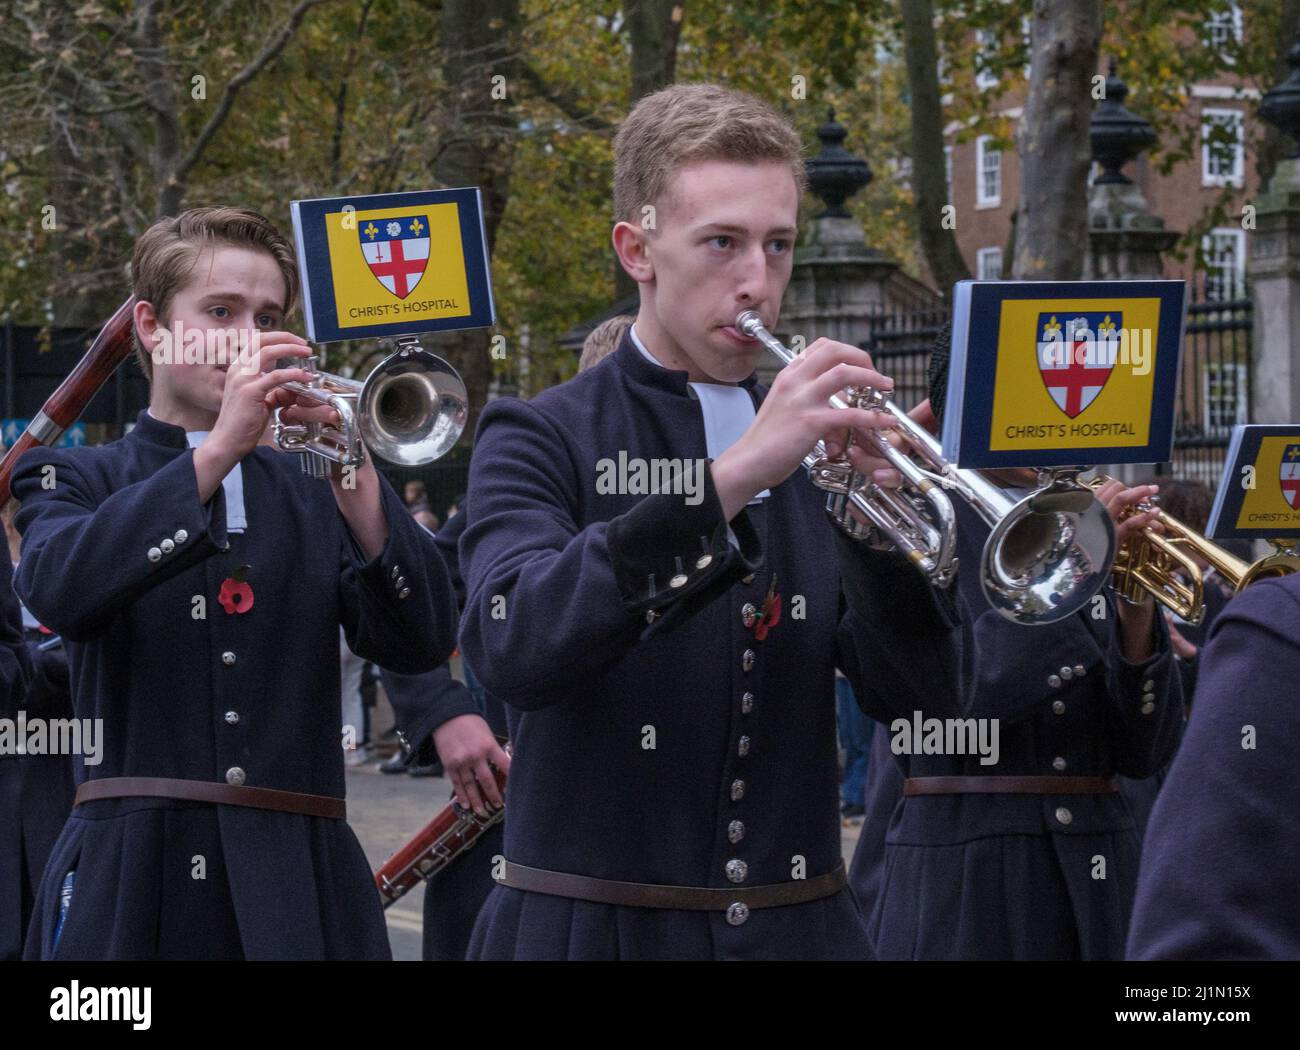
[363,222,379,239]
[410,217,424,236]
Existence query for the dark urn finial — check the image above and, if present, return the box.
[1090,57,1157,185]
[804,109,872,219]
[1260,26,1300,159]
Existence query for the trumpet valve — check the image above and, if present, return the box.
[809,456,856,494]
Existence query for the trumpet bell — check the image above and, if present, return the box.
[981,486,1117,625]
[1236,548,1300,589]
[359,349,468,467]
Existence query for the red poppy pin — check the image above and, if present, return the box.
[753,575,782,641]
[218,564,254,615]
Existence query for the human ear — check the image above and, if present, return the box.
[133,299,162,353]
[612,221,654,283]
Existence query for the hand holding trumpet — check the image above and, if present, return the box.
[711,334,903,521]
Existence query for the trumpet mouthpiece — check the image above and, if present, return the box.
[735,310,764,337]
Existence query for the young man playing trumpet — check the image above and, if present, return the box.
[458,83,966,961]
[12,206,457,959]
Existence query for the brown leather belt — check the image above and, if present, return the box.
[74,776,346,819]
[498,859,846,911]
[903,775,1119,796]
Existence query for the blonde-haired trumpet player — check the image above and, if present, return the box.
[457,83,970,961]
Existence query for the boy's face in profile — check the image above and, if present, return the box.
[643,158,798,383]
[138,244,288,417]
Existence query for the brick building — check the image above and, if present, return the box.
[945,4,1254,301]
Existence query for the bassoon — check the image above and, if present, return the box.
[0,297,137,511]
[375,764,508,908]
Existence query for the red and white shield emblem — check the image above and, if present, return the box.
[1282,443,1300,509]
[359,216,431,299]
[1036,313,1119,419]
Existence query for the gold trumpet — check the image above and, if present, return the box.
[1091,474,1299,625]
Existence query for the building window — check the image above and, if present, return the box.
[976,136,1001,207]
[975,29,998,91]
[1203,362,1248,436]
[976,247,1002,280]
[1204,2,1243,55]
[944,145,953,202]
[1201,108,1244,187]
[1202,227,1245,301]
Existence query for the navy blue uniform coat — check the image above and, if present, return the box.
[11,411,456,959]
[1127,571,1300,959]
[1,559,41,959]
[459,333,963,960]
[378,508,506,961]
[0,559,31,710]
[0,621,74,961]
[853,499,1182,960]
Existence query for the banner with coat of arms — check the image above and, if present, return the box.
[940,280,1187,469]
[290,188,495,344]
[1208,427,1300,539]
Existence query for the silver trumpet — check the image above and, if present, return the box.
[272,335,469,477]
[735,310,1116,625]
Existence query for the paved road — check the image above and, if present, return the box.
[346,759,450,961]
[347,759,865,961]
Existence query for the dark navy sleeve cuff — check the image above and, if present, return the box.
[607,459,763,621]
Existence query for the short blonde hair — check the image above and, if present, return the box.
[578,315,633,372]
[129,206,299,381]
[613,83,806,226]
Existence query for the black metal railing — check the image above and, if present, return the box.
[1171,281,1252,485]
[860,307,949,412]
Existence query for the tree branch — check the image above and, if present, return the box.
[173,0,329,182]
[516,60,616,134]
